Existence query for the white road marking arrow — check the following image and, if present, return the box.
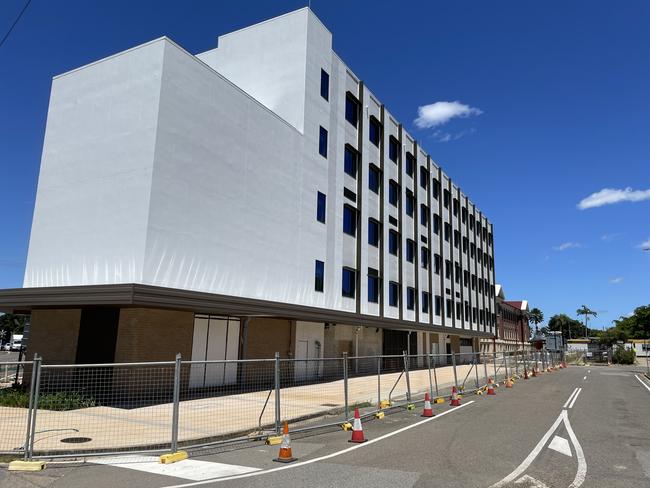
[548,435,572,457]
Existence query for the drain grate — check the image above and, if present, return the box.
[60,437,92,444]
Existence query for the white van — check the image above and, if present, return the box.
[10,334,23,352]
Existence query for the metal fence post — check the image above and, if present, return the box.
[493,351,498,382]
[474,353,480,389]
[343,352,349,420]
[426,353,434,397]
[432,354,439,397]
[403,350,412,402]
[377,355,381,408]
[503,352,509,379]
[482,353,489,385]
[515,350,520,376]
[274,352,281,434]
[171,353,181,453]
[451,352,458,389]
[23,354,39,461]
[27,355,42,461]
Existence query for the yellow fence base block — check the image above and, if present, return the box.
[159,451,188,464]
[8,460,46,472]
[341,422,353,431]
[266,436,282,445]
[406,403,415,411]
[434,397,445,404]
[379,400,391,409]
[374,411,385,419]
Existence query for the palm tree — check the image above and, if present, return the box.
[576,305,597,338]
[528,308,544,333]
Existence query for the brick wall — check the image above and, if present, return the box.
[26,309,82,364]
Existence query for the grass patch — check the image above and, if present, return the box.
[0,387,97,411]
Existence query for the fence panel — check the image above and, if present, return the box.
[32,362,175,457]
[0,361,32,455]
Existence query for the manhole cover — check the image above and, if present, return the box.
[320,403,338,407]
[60,437,92,444]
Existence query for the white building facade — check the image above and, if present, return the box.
[2,8,496,373]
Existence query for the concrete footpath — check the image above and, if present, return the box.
[0,358,527,454]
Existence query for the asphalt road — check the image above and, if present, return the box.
[3,365,649,488]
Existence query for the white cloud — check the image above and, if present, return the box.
[578,187,650,210]
[431,128,476,143]
[609,277,623,284]
[637,238,650,250]
[601,233,620,241]
[553,242,581,251]
[414,101,482,129]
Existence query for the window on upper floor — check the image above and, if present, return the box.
[434,254,441,275]
[455,262,461,284]
[454,230,460,248]
[461,207,468,224]
[320,69,329,101]
[405,152,415,177]
[389,229,400,256]
[368,268,380,303]
[444,222,451,242]
[389,281,399,307]
[407,287,416,311]
[435,295,442,316]
[421,247,429,269]
[315,260,324,292]
[369,116,381,147]
[422,292,430,314]
[445,259,451,280]
[456,302,462,320]
[319,126,328,158]
[368,218,380,247]
[389,180,400,207]
[463,270,469,287]
[432,178,440,200]
[343,205,357,237]
[462,237,469,253]
[344,145,358,178]
[469,214,475,230]
[406,239,415,263]
[443,189,450,209]
[420,167,429,190]
[446,299,453,318]
[453,198,459,217]
[342,267,356,298]
[389,136,400,163]
[316,191,327,224]
[405,191,415,217]
[420,204,429,227]
[345,93,359,127]
[369,164,381,194]
[433,214,441,235]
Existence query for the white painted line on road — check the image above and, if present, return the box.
[91,455,260,481]
[635,374,650,393]
[161,402,476,487]
[548,435,572,457]
[583,376,586,380]
[563,388,579,408]
[587,370,590,373]
[568,388,582,409]
[515,475,550,487]
[490,410,586,488]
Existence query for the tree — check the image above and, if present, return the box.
[612,305,650,339]
[547,314,583,341]
[0,313,26,344]
[576,305,597,338]
[528,308,544,331]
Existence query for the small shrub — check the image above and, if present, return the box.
[0,387,96,410]
[612,346,636,365]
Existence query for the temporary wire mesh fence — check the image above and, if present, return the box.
[0,360,33,455]
[2,349,558,459]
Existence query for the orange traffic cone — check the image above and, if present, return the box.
[274,421,296,463]
[523,367,529,380]
[505,377,513,388]
[422,392,434,417]
[349,407,367,443]
[487,378,496,395]
[450,386,461,407]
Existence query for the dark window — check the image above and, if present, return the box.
[369,165,381,193]
[345,93,360,127]
[316,192,326,223]
[405,191,415,217]
[389,230,399,256]
[406,239,415,263]
[455,263,461,284]
[435,296,442,316]
[470,214,475,230]
[421,247,429,269]
[446,299,453,318]
[389,281,399,307]
[344,145,358,177]
[420,204,429,227]
[456,302,462,319]
[368,219,380,247]
[389,215,398,226]
[342,267,356,298]
[433,214,440,235]
[389,180,400,207]
[432,178,440,199]
[368,268,380,303]
[453,198,459,217]
[470,243,476,258]
[343,205,357,236]
[405,153,415,177]
[454,230,460,248]
[444,222,451,242]
[420,167,429,189]
[314,260,324,292]
[445,260,451,279]
[443,189,450,208]
[422,292,430,314]
[319,126,328,157]
[462,207,468,224]
[462,237,469,253]
[465,301,470,319]
[407,287,416,311]
[343,187,356,202]
[434,254,441,275]
[389,137,399,162]
[369,117,381,146]
[320,69,329,101]
[463,270,469,287]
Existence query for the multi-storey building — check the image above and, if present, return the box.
[0,8,496,383]
[482,285,529,353]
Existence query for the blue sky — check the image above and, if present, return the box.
[1,0,648,327]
